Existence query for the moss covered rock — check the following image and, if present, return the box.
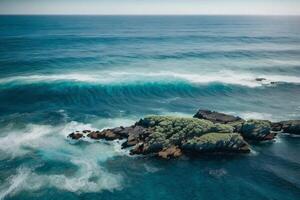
[241,119,274,140]
[136,116,234,148]
[138,116,233,135]
[130,116,240,156]
[182,132,250,153]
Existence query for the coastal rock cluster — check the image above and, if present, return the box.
[193,110,275,141]
[68,109,300,159]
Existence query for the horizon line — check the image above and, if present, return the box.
[1,14,300,16]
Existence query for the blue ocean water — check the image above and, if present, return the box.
[0,15,300,200]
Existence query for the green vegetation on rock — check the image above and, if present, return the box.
[185,132,241,145]
[70,114,253,157]
[241,119,271,139]
[136,116,235,148]
[182,132,249,152]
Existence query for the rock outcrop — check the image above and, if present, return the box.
[68,132,84,140]
[271,120,300,135]
[193,109,245,133]
[130,116,241,156]
[182,133,250,154]
[193,109,243,124]
[241,119,275,141]
[68,116,251,159]
[193,109,275,141]
[68,110,299,159]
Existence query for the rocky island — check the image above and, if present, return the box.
[68,109,300,159]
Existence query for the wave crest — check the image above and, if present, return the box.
[1,70,300,88]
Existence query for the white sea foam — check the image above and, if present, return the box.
[239,112,274,121]
[0,70,299,88]
[0,117,137,159]
[249,148,259,156]
[0,124,54,158]
[274,136,283,144]
[0,167,30,200]
[0,121,94,159]
[0,119,134,198]
[0,162,122,199]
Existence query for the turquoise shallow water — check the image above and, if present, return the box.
[0,16,300,200]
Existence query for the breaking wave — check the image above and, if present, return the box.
[0,71,300,88]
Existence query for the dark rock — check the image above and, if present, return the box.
[263,132,277,140]
[271,122,283,131]
[281,120,300,134]
[68,132,84,140]
[239,144,251,153]
[121,139,137,149]
[130,143,145,155]
[271,120,300,135]
[87,131,100,139]
[111,126,130,137]
[255,78,266,81]
[87,129,122,140]
[193,110,243,124]
[121,125,151,148]
[131,142,164,155]
[121,132,140,148]
[241,119,273,141]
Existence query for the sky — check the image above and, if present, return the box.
[0,0,300,15]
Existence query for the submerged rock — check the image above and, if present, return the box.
[68,132,84,140]
[255,78,266,82]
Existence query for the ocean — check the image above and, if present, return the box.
[0,15,299,200]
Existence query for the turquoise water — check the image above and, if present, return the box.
[0,16,300,200]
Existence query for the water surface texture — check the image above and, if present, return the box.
[0,16,300,200]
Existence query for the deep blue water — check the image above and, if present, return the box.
[0,16,300,200]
